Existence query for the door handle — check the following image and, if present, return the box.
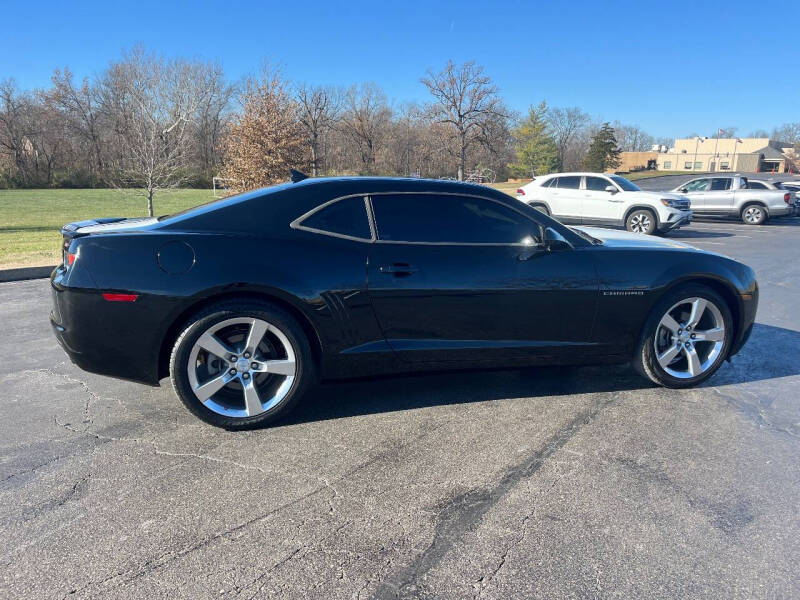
[608,198,624,203]
[379,263,418,276]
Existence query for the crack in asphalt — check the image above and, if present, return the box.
[369,397,613,600]
[711,386,799,439]
[613,456,756,535]
[53,421,448,598]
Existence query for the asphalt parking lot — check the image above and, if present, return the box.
[2,216,800,599]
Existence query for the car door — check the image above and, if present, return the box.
[680,178,711,211]
[366,192,598,364]
[583,175,624,225]
[548,175,583,223]
[705,177,734,212]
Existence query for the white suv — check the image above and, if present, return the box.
[516,172,693,235]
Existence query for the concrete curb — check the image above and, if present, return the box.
[0,265,56,283]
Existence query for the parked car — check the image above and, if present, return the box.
[673,175,795,224]
[782,181,800,213]
[516,172,692,235]
[51,175,757,429]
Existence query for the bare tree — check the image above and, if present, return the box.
[295,84,341,176]
[192,63,235,181]
[339,83,391,174]
[101,48,213,216]
[548,106,590,170]
[421,60,506,181]
[771,122,800,145]
[613,122,655,152]
[49,68,106,178]
[0,79,34,185]
[220,67,307,191]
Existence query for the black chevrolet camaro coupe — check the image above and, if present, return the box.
[51,175,758,428]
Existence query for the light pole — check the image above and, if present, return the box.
[731,138,742,172]
[693,137,706,171]
[711,129,723,172]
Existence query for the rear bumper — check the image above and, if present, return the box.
[50,268,163,385]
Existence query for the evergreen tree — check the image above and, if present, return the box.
[508,101,559,178]
[584,122,621,172]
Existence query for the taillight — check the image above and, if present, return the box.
[102,293,138,302]
[67,252,77,266]
[785,193,791,204]
[517,188,525,196]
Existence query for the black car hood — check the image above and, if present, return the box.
[575,227,696,251]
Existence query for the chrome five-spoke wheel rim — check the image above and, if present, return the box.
[744,207,762,223]
[187,317,296,418]
[630,213,651,233]
[654,297,725,379]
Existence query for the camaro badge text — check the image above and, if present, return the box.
[603,290,646,296]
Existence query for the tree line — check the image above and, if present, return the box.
[2,48,798,211]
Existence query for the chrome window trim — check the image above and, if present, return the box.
[368,190,543,246]
[290,194,375,243]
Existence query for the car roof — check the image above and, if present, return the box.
[536,172,616,178]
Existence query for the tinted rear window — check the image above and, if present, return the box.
[300,196,371,239]
[556,176,581,189]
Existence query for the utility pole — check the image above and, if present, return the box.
[693,137,706,171]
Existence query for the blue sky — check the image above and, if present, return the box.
[2,0,798,138]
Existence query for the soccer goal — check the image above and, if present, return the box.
[212,177,240,198]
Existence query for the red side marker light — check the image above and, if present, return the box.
[102,293,139,302]
[517,188,525,195]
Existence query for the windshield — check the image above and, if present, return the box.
[609,176,640,192]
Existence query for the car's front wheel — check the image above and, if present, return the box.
[634,284,732,388]
[626,209,657,234]
[169,300,315,429]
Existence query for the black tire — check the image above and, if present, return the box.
[531,203,550,216]
[169,300,316,429]
[741,203,767,225]
[625,209,657,234]
[633,284,733,389]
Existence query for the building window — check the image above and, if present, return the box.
[684,161,692,169]
[720,161,730,170]
[694,162,702,169]
[663,161,672,169]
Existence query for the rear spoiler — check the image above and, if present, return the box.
[61,217,127,237]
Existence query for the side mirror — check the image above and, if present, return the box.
[518,229,571,260]
[679,187,688,193]
[545,238,572,252]
[605,185,618,194]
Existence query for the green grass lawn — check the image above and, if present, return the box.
[0,188,212,268]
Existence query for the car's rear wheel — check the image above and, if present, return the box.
[741,204,767,225]
[626,209,656,234]
[634,284,732,388]
[169,300,315,429]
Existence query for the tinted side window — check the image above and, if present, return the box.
[372,194,536,244]
[747,181,766,190]
[300,196,371,239]
[556,176,582,189]
[585,176,611,191]
[710,178,732,191]
[544,177,557,188]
